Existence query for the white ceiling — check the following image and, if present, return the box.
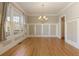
[17,2,71,16]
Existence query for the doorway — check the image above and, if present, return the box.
[61,16,65,40]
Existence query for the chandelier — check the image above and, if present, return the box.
[38,3,48,22]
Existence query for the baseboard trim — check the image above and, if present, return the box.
[27,35,58,37]
[65,39,79,49]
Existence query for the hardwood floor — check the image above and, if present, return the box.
[1,37,79,56]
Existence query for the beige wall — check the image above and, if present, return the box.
[27,16,59,36]
[27,16,59,24]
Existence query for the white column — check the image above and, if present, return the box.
[41,24,43,36]
[34,24,36,35]
[49,24,50,36]
[77,20,79,47]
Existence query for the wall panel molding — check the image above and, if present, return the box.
[27,23,58,38]
[65,17,79,49]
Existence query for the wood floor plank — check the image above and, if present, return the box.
[1,37,79,56]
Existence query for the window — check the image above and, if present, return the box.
[5,4,11,37]
[5,3,25,39]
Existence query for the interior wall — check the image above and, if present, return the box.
[27,16,59,37]
[27,16,59,23]
[58,2,79,49]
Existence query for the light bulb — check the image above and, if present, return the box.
[45,18,48,21]
[38,16,41,19]
[43,16,46,19]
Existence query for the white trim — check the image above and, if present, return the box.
[41,24,43,35]
[49,24,50,35]
[77,21,79,47]
[28,13,58,16]
[56,24,58,38]
[27,23,58,37]
[27,23,58,25]
[34,24,36,35]
[11,2,25,13]
[57,2,74,15]
[57,22,60,39]
[65,39,79,49]
[27,35,57,38]
[65,16,79,49]
[57,23,60,38]
[66,17,79,23]
[65,16,67,41]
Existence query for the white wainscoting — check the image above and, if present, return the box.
[65,17,79,49]
[27,23,58,37]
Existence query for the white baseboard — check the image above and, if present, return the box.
[0,36,27,55]
[27,35,58,38]
[65,39,79,49]
[56,35,61,39]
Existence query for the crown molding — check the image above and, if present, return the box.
[28,13,58,16]
[11,2,25,13]
[11,2,30,16]
[57,2,74,15]
[13,2,75,16]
